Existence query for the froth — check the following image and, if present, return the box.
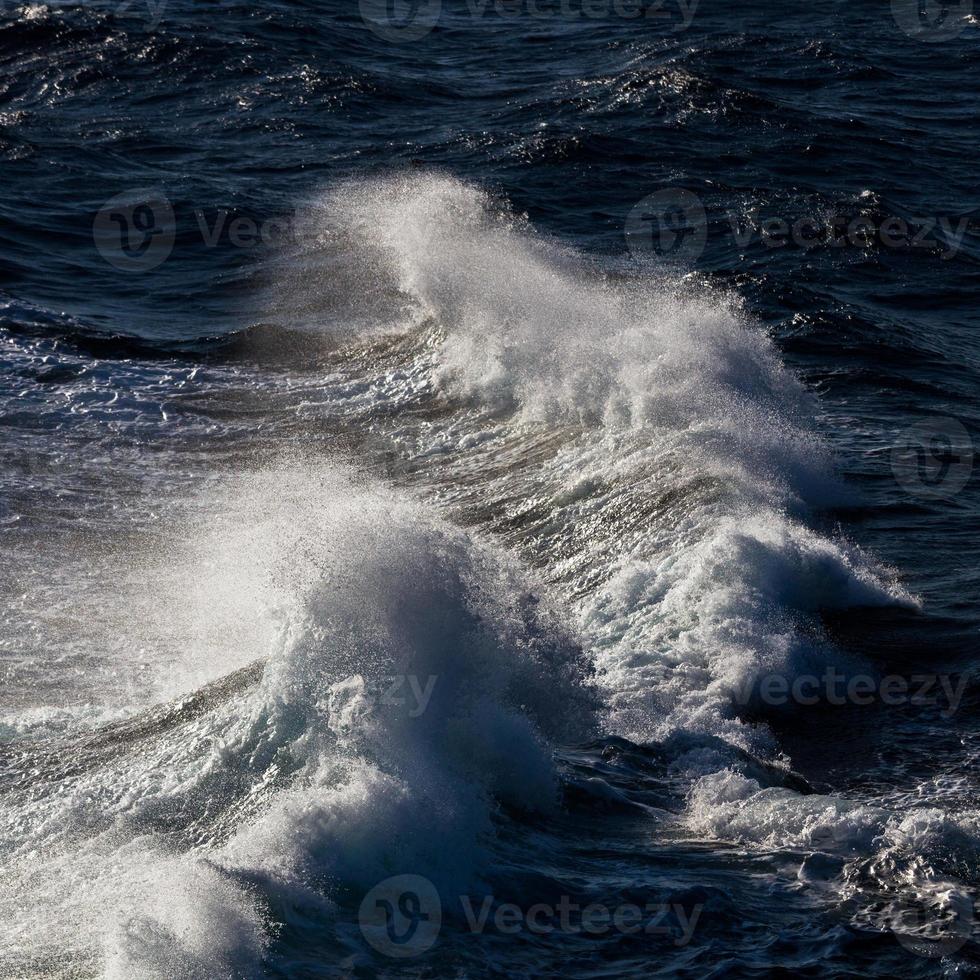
[0,466,596,976]
[277,173,916,750]
[288,173,835,508]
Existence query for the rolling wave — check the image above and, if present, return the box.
[0,175,971,977]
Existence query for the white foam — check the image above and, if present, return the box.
[687,770,886,852]
[212,467,595,895]
[582,510,913,748]
[686,770,980,943]
[0,466,596,975]
[277,173,915,751]
[292,174,832,504]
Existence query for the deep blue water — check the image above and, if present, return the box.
[1,1,979,977]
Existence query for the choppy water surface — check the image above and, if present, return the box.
[1,1,978,976]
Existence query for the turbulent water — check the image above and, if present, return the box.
[1,1,979,977]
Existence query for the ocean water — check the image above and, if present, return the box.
[1,0,979,976]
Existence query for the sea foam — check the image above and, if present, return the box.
[0,467,596,976]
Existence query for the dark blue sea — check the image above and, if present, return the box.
[1,1,979,976]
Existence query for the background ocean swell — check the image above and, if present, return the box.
[1,0,979,976]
